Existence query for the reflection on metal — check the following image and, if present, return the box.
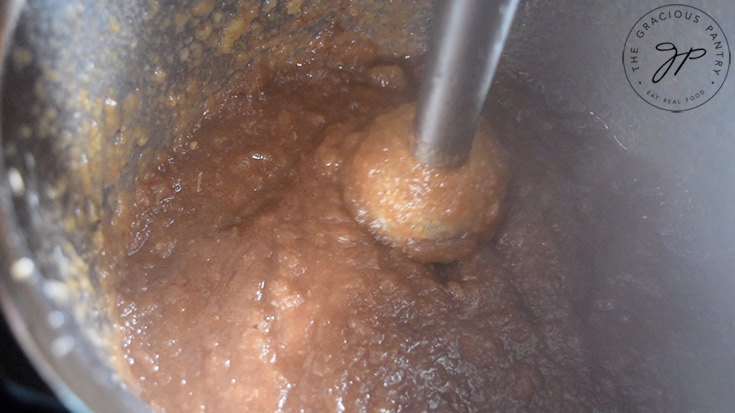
[415,0,519,168]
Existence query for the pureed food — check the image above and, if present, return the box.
[103,30,594,411]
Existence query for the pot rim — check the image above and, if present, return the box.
[0,1,149,411]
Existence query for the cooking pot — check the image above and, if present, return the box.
[0,0,733,411]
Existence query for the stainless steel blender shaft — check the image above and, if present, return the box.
[414,0,519,168]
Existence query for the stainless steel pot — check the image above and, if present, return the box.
[0,1,733,411]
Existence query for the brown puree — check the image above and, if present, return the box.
[104,35,595,411]
[344,104,507,263]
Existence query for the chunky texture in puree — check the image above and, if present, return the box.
[344,104,507,263]
[106,36,593,412]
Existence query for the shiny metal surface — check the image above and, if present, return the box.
[0,1,148,412]
[415,0,519,168]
